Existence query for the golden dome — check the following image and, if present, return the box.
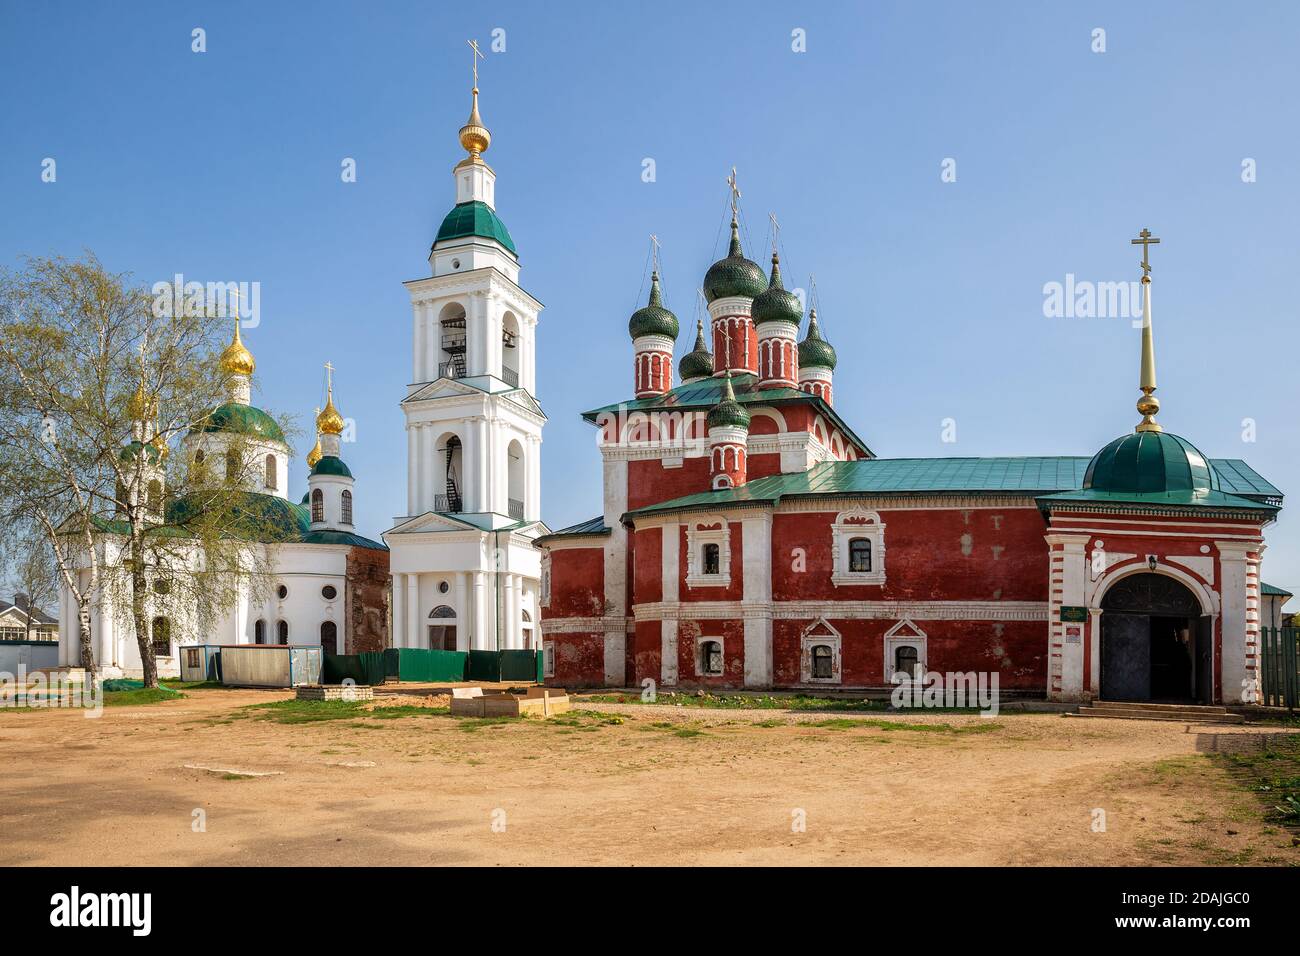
[306,432,323,468]
[458,89,491,158]
[219,320,255,376]
[150,433,169,460]
[126,382,154,421]
[316,399,344,436]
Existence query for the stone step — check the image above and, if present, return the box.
[1091,700,1229,715]
[1070,705,1245,724]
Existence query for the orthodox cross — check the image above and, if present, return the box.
[726,167,741,217]
[1131,228,1160,277]
[228,286,242,327]
[769,212,780,255]
[468,39,484,90]
[649,233,661,273]
[324,361,335,398]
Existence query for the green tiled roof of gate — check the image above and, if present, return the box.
[626,455,1282,518]
[581,373,873,458]
[1260,582,1293,597]
[434,200,517,255]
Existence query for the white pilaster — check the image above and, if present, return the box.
[405,574,419,649]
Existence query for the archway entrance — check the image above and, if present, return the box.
[1100,573,1213,703]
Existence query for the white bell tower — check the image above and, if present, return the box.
[384,43,548,655]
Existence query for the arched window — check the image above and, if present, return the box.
[277,619,289,644]
[320,620,337,655]
[507,439,525,520]
[811,644,834,679]
[703,543,721,576]
[428,605,457,651]
[151,616,171,657]
[264,453,277,490]
[501,311,520,387]
[699,639,723,676]
[521,609,533,650]
[849,537,872,573]
[894,645,919,680]
[341,489,352,525]
[254,619,266,645]
[439,302,468,379]
[194,449,205,465]
[147,479,162,516]
[311,488,324,523]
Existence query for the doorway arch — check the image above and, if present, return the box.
[1100,572,1212,703]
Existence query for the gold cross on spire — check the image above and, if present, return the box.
[1131,227,1160,278]
[726,167,741,218]
[468,38,484,91]
[324,360,335,395]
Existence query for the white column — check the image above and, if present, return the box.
[412,301,424,381]
[741,514,772,688]
[424,302,437,381]
[392,574,406,649]
[1219,543,1251,704]
[406,424,417,515]
[475,418,491,514]
[661,521,679,686]
[472,571,487,650]
[454,572,469,651]
[503,575,516,649]
[405,575,419,649]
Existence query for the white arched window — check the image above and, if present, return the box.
[341,489,352,525]
[264,453,277,490]
[501,311,520,387]
[507,439,524,520]
[311,488,324,523]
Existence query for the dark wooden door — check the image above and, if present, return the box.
[1101,612,1150,701]
[320,621,338,656]
[1195,615,1213,704]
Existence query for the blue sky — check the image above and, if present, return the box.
[3,1,1299,593]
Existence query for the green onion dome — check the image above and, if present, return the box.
[703,216,767,303]
[706,371,750,430]
[310,455,353,479]
[678,318,714,381]
[1083,431,1219,495]
[192,402,286,443]
[628,272,679,340]
[798,309,837,371]
[751,253,803,326]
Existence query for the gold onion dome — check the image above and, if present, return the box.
[306,433,323,468]
[459,89,491,158]
[316,387,344,436]
[219,321,255,376]
[126,382,155,421]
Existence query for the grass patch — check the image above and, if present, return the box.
[455,717,515,732]
[103,687,185,707]
[245,700,367,723]
[221,773,254,781]
[583,692,885,712]
[1214,733,1300,828]
[808,717,1002,734]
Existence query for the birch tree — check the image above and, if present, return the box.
[0,254,294,687]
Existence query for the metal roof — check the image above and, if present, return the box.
[534,515,610,545]
[1260,582,1294,597]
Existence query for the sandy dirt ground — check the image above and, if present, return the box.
[1,686,1297,866]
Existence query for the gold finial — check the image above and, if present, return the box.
[218,294,255,376]
[1131,228,1162,433]
[458,39,491,159]
[306,408,323,468]
[126,381,153,421]
[316,362,344,436]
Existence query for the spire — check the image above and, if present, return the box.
[679,316,713,382]
[458,39,491,161]
[707,369,751,430]
[798,308,837,370]
[1131,228,1162,433]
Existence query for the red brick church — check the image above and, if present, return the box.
[537,211,1282,704]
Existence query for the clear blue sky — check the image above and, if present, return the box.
[3,1,1298,594]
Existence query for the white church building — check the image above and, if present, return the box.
[382,70,549,653]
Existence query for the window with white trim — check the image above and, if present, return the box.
[831,507,886,586]
[696,637,724,676]
[800,619,842,684]
[543,641,555,678]
[685,516,732,588]
[883,619,927,683]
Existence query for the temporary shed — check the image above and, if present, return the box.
[178,644,222,683]
[218,644,322,688]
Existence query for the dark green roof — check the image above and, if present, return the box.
[300,529,387,550]
[582,372,873,459]
[534,515,610,545]
[1261,582,1293,597]
[1084,431,1218,495]
[703,218,766,302]
[751,255,802,327]
[798,310,836,370]
[626,455,1282,519]
[194,402,286,443]
[678,320,713,381]
[706,372,750,430]
[118,440,163,463]
[434,200,516,255]
[628,272,679,340]
[310,455,353,478]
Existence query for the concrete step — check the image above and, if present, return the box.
[1091,700,1229,715]
[1070,704,1245,724]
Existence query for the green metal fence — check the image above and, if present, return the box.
[383,648,468,682]
[1259,626,1299,710]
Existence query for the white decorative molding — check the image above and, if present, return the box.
[883,618,928,683]
[1164,554,1215,586]
[684,515,732,589]
[694,634,725,677]
[800,618,842,684]
[830,506,886,586]
[541,615,634,635]
[628,599,1048,622]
